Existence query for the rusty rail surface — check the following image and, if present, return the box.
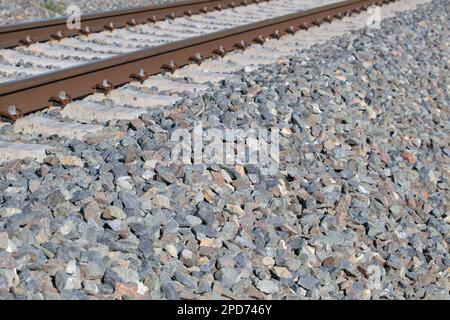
[0,0,263,49]
[0,0,392,120]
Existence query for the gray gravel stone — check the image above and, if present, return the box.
[102,206,127,220]
[257,280,279,294]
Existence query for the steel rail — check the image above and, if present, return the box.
[0,0,393,120]
[0,0,266,49]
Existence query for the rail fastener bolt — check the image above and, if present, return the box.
[49,91,72,106]
[51,31,64,40]
[127,19,138,26]
[94,79,114,94]
[253,35,265,45]
[271,30,282,39]
[161,60,178,73]
[189,53,204,65]
[285,26,296,35]
[20,36,34,46]
[299,22,310,30]
[81,26,91,35]
[234,40,247,50]
[130,69,149,83]
[213,46,227,57]
[0,106,21,122]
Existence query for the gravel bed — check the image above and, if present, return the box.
[0,0,177,25]
[0,0,448,299]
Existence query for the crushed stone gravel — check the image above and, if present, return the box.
[0,0,448,300]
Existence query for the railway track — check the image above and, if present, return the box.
[0,0,387,119]
[0,0,259,49]
[0,0,425,163]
